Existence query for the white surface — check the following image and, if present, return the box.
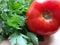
[39,28,60,45]
[50,29,60,45]
[36,0,46,3]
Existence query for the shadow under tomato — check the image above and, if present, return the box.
[39,36,52,45]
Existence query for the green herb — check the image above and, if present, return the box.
[0,0,39,45]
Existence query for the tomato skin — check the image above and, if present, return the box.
[26,0,60,36]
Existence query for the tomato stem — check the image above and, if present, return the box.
[42,10,52,20]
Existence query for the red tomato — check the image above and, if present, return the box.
[26,0,60,36]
